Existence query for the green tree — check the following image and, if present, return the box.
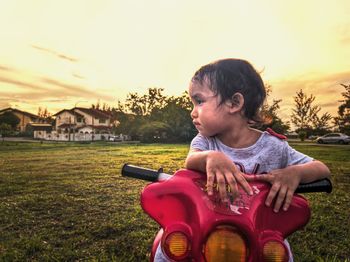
[137,121,171,143]
[291,89,332,139]
[124,87,167,116]
[114,89,197,142]
[0,111,20,129]
[151,92,197,142]
[112,110,141,140]
[259,85,290,134]
[0,123,12,141]
[334,83,350,134]
[311,112,332,135]
[260,99,290,134]
[291,89,320,132]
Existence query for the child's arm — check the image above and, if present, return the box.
[256,160,330,212]
[185,149,253,202]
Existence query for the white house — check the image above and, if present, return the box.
[44,107,114,141]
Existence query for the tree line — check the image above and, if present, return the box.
[96,88,197,143]
[88,86,286,142]
[88,83,350,142]
[1,84,349,142]
[90,86,288,142]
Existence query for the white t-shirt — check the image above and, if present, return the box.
[190,131,313,174]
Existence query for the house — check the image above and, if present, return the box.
[28,123,53,139]
[0,107,40,132]
[52,107,113,141]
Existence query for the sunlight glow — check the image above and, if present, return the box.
[0,0,349,120]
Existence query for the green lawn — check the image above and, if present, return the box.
[0,141,349,261]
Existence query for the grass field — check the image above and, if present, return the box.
[0,141,349,261]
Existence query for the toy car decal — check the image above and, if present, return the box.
[195,179,262,216]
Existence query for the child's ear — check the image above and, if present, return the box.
[228,93,244,113]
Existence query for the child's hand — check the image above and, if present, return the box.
[206,151,253,202]
[256,166,301,212]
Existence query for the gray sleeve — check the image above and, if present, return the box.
[284,143,313,166]
[190,134,209,151]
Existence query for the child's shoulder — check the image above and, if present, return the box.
[259,128,288,149]
[265,128,287,140]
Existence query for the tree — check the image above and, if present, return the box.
[291,89,320,132]
[312,112,332,135]
[151,92,197,142]
[114,89,197,142]
[37,107,53,123]
[112,109,140,139]
[116,87,168,141]
[124,88,167,116]
[0,111,20,129]
[291,89,333,139]
[137,121,171,143]
[260,98,290,134]
[0,123,12,141]
[259,85,290,134]
[334,83,350,134]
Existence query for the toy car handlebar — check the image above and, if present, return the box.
[121,164,332,193]
[295,178,332,193]
[122,164,171,182]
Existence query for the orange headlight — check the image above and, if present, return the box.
[262,240,288,262]
[204,225,247,262]
[163,231,190,260]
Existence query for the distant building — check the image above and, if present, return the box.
[50,107,114,141]
[0,107,123,141]
[0,108,40,132]
[28,123,53,139]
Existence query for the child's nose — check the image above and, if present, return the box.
[190,107,197,118]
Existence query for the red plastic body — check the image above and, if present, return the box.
[142,169,310,261]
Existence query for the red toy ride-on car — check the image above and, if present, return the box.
[122,164,332,262]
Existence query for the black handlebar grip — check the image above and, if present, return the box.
[121,164,160,182]
[295,178,332,194]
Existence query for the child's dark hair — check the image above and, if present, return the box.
[191,58,266,123]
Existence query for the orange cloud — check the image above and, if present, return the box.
[269,71,350,122]
[31,45,79,62]
[0,66,113,106]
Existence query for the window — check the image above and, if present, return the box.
[77,116,84,123]
[327,133,339,137]
[99,118,106,124]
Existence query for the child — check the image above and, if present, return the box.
[155,58,330,261]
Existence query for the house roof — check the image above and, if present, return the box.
[53,109,73,116]
[53,109,85,118]
[87,125,112,130]
[53,107,111,120]
[57,123,75,128]
[27,123,53,131]
[75,107,111,120]
[76,125,111,130]
[0,107,39,119]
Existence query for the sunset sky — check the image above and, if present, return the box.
[0,0,349,126]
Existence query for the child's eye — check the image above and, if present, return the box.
[195,98,203,105]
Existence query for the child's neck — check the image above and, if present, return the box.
[217,126,262,149]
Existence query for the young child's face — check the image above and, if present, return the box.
[189,80,231,137]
